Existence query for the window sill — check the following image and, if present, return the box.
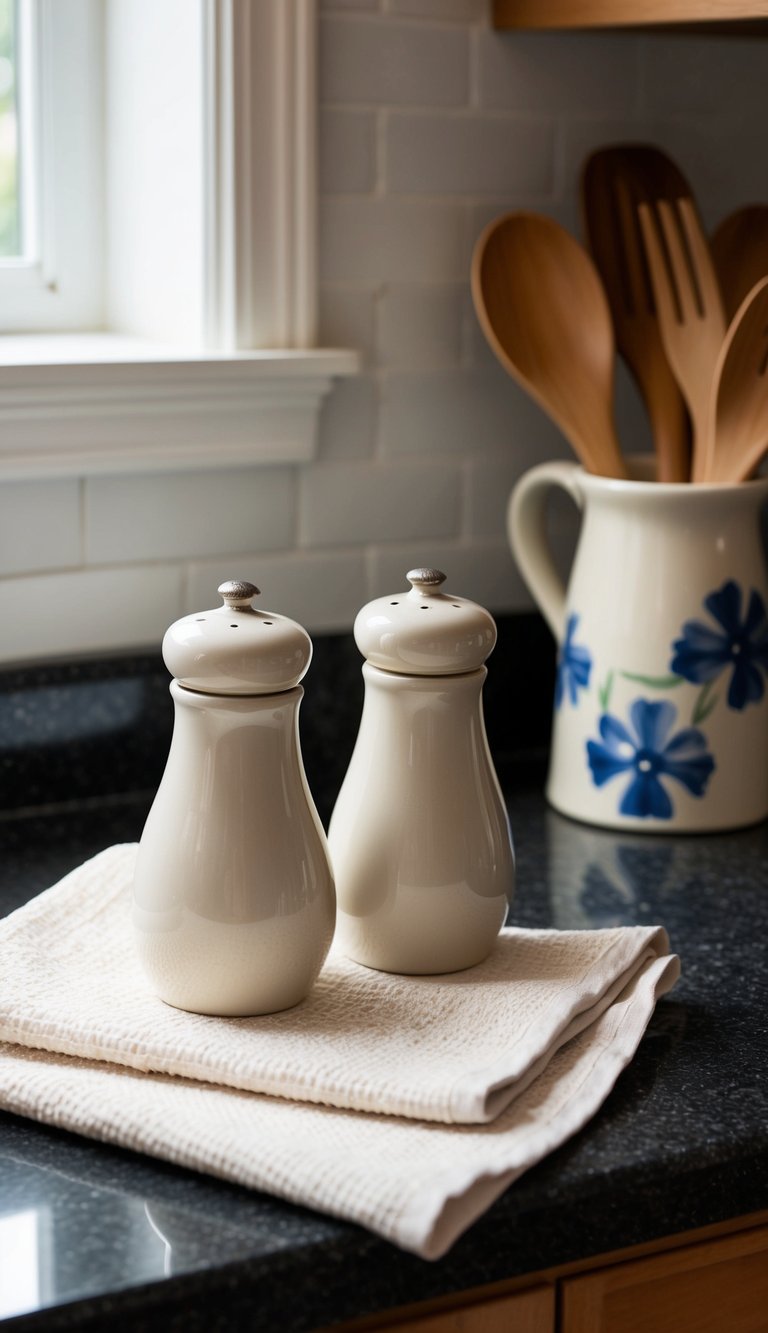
[0,335,360,479]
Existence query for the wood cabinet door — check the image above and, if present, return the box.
[375,1285,555,1333]
[561,1224,768,1333]
[493,1,768,28]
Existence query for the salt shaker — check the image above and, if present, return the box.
[328,569,514,975]
[133,580,335,1016]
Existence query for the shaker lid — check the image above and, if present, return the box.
[163,580,312,695]
[354,569,496,675]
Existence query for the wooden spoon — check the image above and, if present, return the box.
[471,211,627,479]
[581,146,690,482]
[711,204,768,323]
[704,275,768,485]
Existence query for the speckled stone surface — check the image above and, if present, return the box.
[0,620,766,1331]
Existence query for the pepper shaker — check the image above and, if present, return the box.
[133,580,335,1015]
[328,569,514,974]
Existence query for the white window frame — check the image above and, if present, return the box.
[0,0,358,479]
[0,0,103,330]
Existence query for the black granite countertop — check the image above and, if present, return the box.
[0,625,767,1331]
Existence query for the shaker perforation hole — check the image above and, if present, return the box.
[230,624,238,628]
[196,617,206,622]
[263,621,273,626]
[390,601,399,605]
[421,605,429,610]
[452,604,460,609]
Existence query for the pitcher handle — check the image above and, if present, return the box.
[507,461,584,643]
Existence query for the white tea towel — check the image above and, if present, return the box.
[0,845,679,1258]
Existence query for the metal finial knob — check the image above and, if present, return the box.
[218,580,260,610]
[406,568,446,595]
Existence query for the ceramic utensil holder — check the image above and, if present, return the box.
[509,457,768,833]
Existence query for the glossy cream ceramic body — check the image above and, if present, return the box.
[133,581,334,1016]
[134,683,335,1015]
[509,458,768,833]
[329,570,513,975]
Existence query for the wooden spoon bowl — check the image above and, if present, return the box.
[711,204,768,324]
[706,275,768,485]
[471,212,626,479]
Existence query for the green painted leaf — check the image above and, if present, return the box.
[693,682,719,726]
[598,670,614,711]
[620,672,684,690]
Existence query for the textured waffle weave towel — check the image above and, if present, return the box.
[0,844,679,1258]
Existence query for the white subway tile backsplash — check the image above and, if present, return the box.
[476,32,640,115]
[648,120,768,228]
[321,0,379,11]
[299,458,461,547]
[0,565,182,664]
[319,110,377,193]
[318,286,377,364]
[462,199,574,277]
[85,469,296,565]
[640,36,768,119]
[377,284,463,369]
[320,197,465,284]
[369,538,530,613]
[320,16,469,107]
[188,550,368,635]
[380,366,567,459]
[7,8,767,668]
[386,111,553,195]
[0,480,81,577]
[317,375,378,461]
[385,0,487,20]
[467,457,535,541]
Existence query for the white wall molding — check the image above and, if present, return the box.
[0,341,357,479]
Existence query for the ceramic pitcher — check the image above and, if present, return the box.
[508,458,768,832]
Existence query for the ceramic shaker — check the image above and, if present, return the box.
[133,580,335,1015]
[328,569,514,975]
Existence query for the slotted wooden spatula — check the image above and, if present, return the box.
[582,145,690,482]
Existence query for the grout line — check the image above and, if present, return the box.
[322,7,482,34]
[79,477,88,566]
[459,458,473,540]
[375,109,387,196]
[468,24,480,110]
[178,562,190,616]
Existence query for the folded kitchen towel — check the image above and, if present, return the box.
[0,844,679,1259]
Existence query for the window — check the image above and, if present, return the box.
[0,0,102,332]
[0,0,20,258]
[0,0,357,478]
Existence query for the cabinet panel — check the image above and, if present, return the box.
[561,1225,768,1333]
[493,0,768,28]
[377,1285,555,1333]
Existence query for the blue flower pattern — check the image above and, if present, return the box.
[555,613,592,709]
[586,699,715,820]
[671,580,768,711]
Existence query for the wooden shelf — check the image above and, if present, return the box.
[493,0,768,30]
